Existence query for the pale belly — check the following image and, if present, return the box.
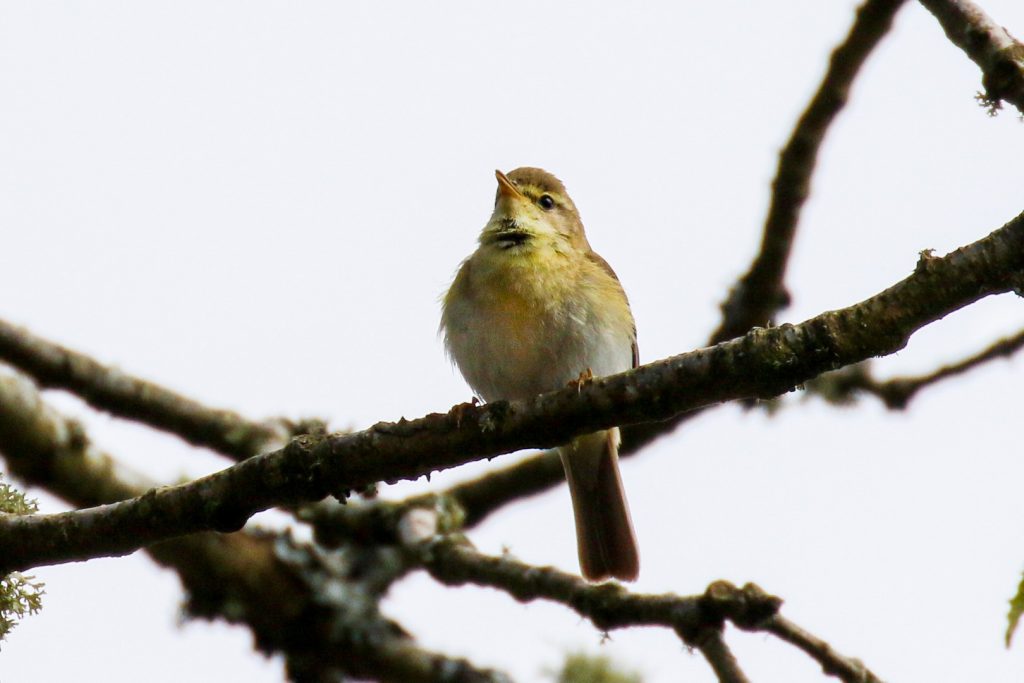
[444,287,633,403]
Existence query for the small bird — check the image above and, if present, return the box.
[441,167,640,582]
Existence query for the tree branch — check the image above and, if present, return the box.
[168,531,511,683]
[694,629,752,683]
[2,208,1024,574]
[765,615,884,683]
[0,368,509,683]
[420,540,882,683]
[0,320,299,461]
[807,327,1024,408]
[0,368,150,507]
[712,0,908,344]
[919,0,1024,115]
[430,450,564,529]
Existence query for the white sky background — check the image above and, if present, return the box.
[2,1,1024,681]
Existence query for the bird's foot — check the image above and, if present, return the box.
[449,396,481,428]
[569,368,594,394]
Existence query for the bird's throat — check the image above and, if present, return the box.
[496,231,531,249]
[492,218,533,250]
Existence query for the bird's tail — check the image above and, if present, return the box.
[560,428,640,582]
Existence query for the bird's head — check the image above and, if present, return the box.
[480,167,590,254]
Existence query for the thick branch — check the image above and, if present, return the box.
[0,320,296,460]
[919,0,1024,114]
[447,320,1024,536]
[0,369,509,683]
[0,369,150,508]
[2,208,1024,573]
[420,540,882,683]
[167,531,510,683]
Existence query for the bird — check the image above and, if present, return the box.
[440,167,640,582]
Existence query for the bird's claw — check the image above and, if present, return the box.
[450,397,481,428]
[569,368,595,394]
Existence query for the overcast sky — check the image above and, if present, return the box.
[3,1,1024,681]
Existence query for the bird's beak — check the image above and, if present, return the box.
[495,170,525,200]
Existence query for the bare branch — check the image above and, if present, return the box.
[919,0,1024,115]
[0,368,152,507]
[2,208,1024,573]
[765,615,885,683]
[421,540,881,683]
[422,540,732,642]
[808,328,1024,408]
[0,320,298,461]
[175,531,511,683]
[436,449,564,529]
[695,629,752,683]
[154,531,512,683]
[0,368,509,683]
[712,0,908,344]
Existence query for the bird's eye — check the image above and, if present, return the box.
[538,194,555,210]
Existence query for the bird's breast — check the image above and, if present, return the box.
[442,249,634,402]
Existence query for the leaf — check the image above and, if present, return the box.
[1006,570,1024,647]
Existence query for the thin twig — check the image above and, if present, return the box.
[3,208,1024,573]
[919,0,1024,115]
[808,328,1024,409]
[0,319,300,461]
[695,629,752,683]
[766,615,886,683]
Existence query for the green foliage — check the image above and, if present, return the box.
[1006,570,1024,646]
[0,573,44,644]
[0,474,44,644]
[0,475,38,516]
[549,652,642,683]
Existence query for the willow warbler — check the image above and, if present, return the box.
[440,167,640,582]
